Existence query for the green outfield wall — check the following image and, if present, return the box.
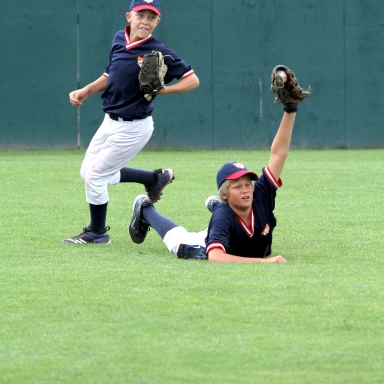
[1,0,383,149]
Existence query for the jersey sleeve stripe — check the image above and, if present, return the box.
[264,166,283,188]
[206,242,226,254]
[181,70,195,79]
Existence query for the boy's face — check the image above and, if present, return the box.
[126,10,160,40]
[222,176,254,211]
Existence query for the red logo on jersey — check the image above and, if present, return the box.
[261,224,270,236]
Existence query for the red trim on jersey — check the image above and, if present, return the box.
[206,242,226,254]
[103,73,109,78]
[181,70,195,79]
[264,166,282,188]
[236,209,255,237]
[124,26,153,50]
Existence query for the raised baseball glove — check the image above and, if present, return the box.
[270,65,311,113]
[139,51,168,101]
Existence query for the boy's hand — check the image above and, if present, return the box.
[265,255,287,263]
[69,89,88,106]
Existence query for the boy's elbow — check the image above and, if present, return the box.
[192,75,200,89]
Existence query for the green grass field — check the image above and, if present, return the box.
[1,149,383,383]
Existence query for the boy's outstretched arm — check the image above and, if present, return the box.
[267,65,311,180]
[69,76,108,106]
[208,248,286,263]
[267,111,296,181]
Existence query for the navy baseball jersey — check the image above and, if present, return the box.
[205,166,282,258]
[101,26,194,120]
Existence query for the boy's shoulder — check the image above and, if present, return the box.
[147,37,175,53]
[211,203,235,223]
[111,28,127,44]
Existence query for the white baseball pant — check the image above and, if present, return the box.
[163,227,208,255]
[80,114,154,205]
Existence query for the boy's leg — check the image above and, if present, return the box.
[81,115,154,206]
[82,115,174,203]
[63,115,153,244]
[129,195,208,259]
[163,228,207,259]
[119,167,175,203]
[119,168,157,185]
[129,194,177,244]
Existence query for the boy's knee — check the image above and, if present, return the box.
[80,165,90,181]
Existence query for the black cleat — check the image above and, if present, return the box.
[145,169,174,203]
[129,194,152,244]
[177,244,208,260]
[205,196,220,213]
[62,226,111,244]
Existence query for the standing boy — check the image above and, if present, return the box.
[63,0,199,244]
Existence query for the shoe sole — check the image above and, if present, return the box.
[129,194,149,244]
[132,194,148,210]
[62,239,111,244]
[165,168,174,183]
[205,196,220,212]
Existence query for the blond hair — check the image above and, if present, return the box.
[218,177,255,204]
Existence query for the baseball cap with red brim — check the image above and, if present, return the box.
[130,0,161,16]
[216,161,258,189]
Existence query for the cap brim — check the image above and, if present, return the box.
[226,170,258,181]
[131,5,161,16]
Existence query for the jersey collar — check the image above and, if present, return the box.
[236,209,255,238]
[125,26,153,50]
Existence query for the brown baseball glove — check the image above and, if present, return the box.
[270,65,311,113]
